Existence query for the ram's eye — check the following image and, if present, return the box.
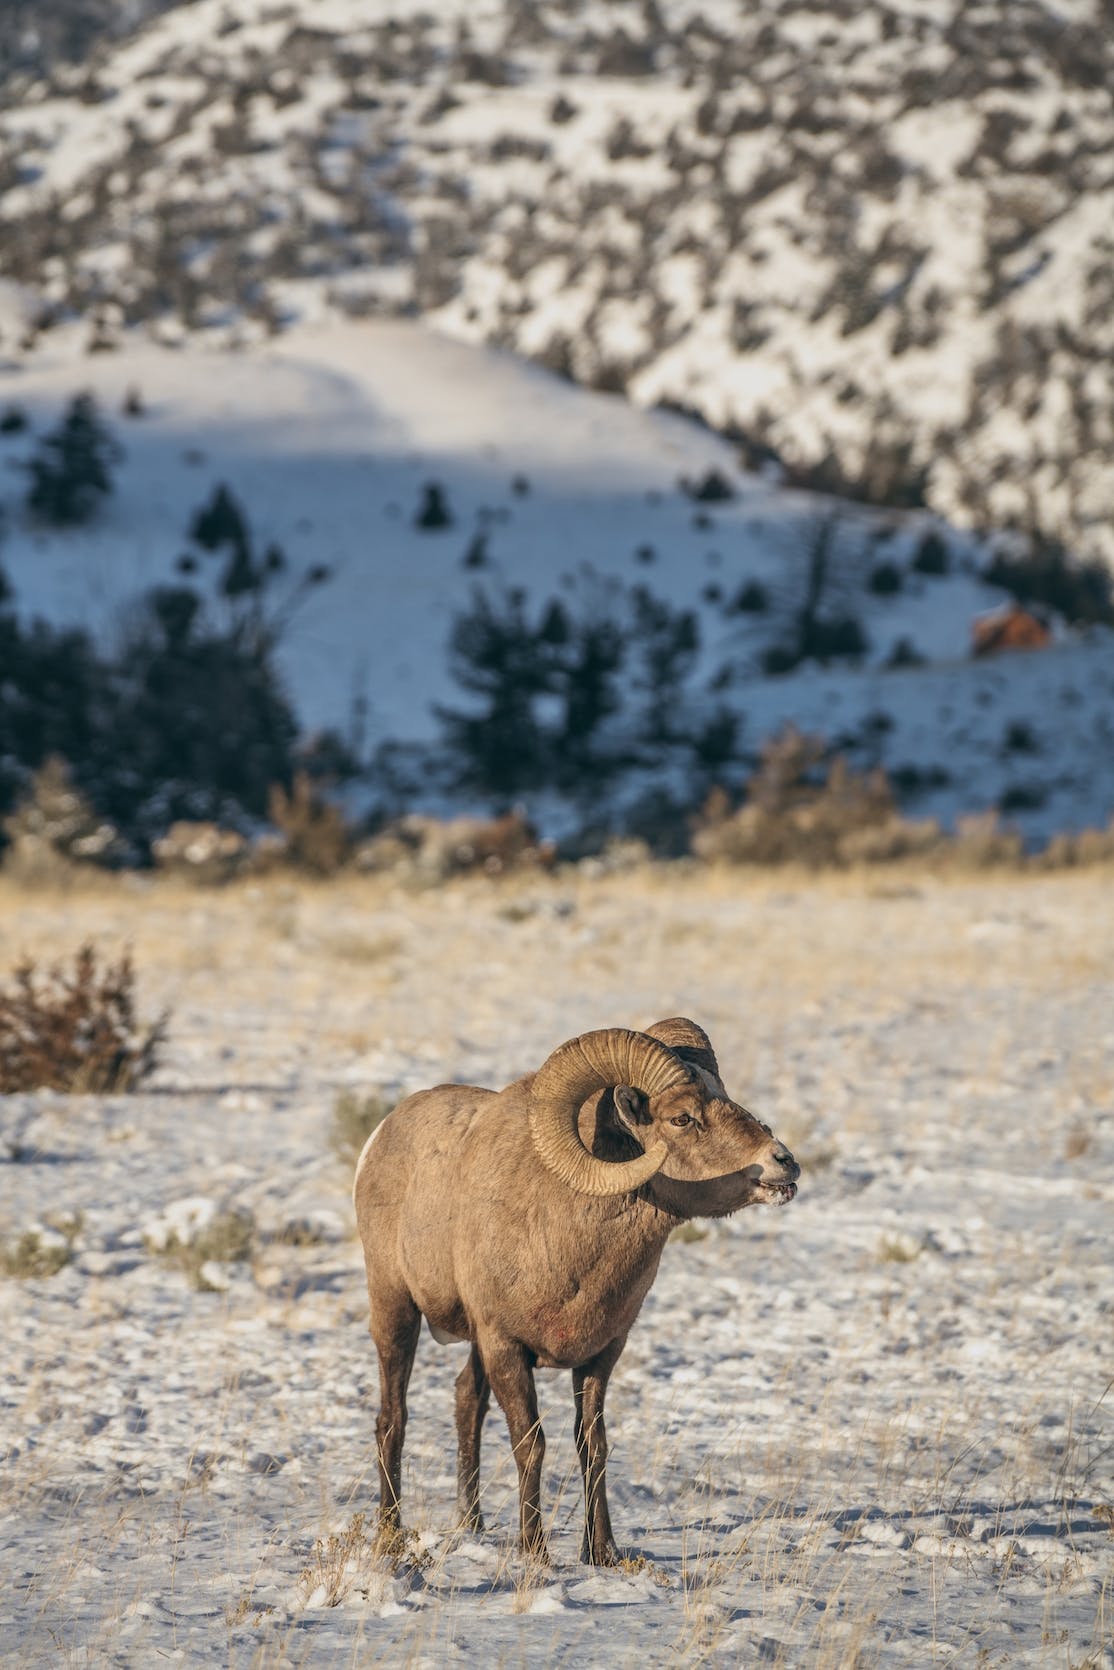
[670,1113,694,1129]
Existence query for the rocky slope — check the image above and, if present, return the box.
[2,0,1112,562]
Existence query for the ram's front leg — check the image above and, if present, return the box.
[573,1336,625,1565]
[482,1337,548,1560]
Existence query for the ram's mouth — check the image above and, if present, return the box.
[757,1181,798,1206]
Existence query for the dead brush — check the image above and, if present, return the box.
[0,943,168,1092]
[298,1512,384,1606]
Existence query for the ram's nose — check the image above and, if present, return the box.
[772,1146,800,1181]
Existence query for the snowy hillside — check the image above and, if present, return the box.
[1,0,1112,563]
[2,317,1113,844]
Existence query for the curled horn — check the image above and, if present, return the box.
[529,1027,696,1196]
[643,1017,722,1088]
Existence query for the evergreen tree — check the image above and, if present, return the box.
[436,588,557,794]
[26,393,120,526]
[630,584,699,743]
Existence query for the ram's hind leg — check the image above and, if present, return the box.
[370,1286,421,1556]
[454,1345,491,1532]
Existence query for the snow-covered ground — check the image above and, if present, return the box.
[1,867,1111,1664]
[2,316,1113,845]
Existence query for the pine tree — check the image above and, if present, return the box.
[26,394,120,526]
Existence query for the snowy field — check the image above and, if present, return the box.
[1,865,1111,1665]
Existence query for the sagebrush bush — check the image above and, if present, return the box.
[693,729,937,867]
[0,945,167,1093]
[268,772,351,874]
[1,1227,76,1279]
[1,756,129,877]
[332,1090,394,1168]
[156,1210,255,1290]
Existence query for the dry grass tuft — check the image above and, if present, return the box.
[1064,1122,1093,1161]
[153,1209,255,1290]
[299,1512,372,1606]
[0,943,168,1092]
[1,1222,77,1279]
[331,1089,394,1169]
[296,1511,423,1605]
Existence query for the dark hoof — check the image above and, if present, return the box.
[457,1509,485,1535]
[580,1536,621,1566]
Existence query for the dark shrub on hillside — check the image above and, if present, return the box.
[462,532,488,569]
[761,643,800,676]
[415,481,453,530]
[190,482,250,555]
[729,579,769,614]
[0,404,28,435]
[595,31,656,76]
[685,468,736,503]
[985,538,1114,626]
[912,531,950,575]
[691,708,741,772]
[1003,720,1039,755]
[869,560,903,594]
[806,616,869,659]
[185,483,328,612]
[25,393,120,526]
[999,783,1046,813]
[886,636,925,667]
[764,614,869,673]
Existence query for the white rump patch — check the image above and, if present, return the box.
[351,1115,389,1205]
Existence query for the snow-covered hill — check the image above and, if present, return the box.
[2,316,1112,844]
[1,0,1111,563]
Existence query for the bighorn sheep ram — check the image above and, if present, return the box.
[353,1018,799,1564]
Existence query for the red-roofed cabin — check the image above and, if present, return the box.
[971,605,1051,657]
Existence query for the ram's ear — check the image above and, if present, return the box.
[613,1084,651,1131]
